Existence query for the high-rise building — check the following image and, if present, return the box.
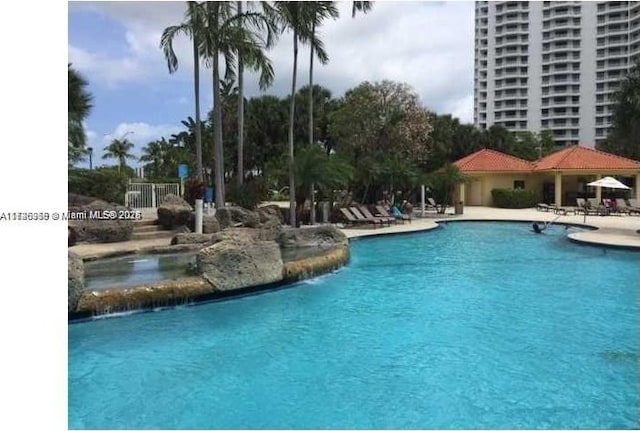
[474,1,640,147]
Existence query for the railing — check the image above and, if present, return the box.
[125,182,181,208]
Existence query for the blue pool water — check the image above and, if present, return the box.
[68,222,639,429]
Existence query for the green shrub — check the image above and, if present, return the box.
[68,168,129,205]
[228,178,268,210]
[491,188,540,208]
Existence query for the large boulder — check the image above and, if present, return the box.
[68,199,134,243]
[68,193,96,207]
[188,213,220,234]
[157,194,193,229]
[171,233,212,245]
[277,224,348,249]
[68,227,77,247]
[68,251,85,312]
[211,226,281,243]
[215,206,260,229]
[197,235,283,291]
[254,205,284,240]
[257,205,285,224]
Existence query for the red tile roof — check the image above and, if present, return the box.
[533,145,640,171]
[453,148,534,172]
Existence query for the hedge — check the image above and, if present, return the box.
[68,168,129,205]
[491,188,540,208]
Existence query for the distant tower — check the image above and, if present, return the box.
[474,1,640,147]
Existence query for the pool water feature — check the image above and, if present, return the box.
[69,222,639,429]
[84,252,197,290]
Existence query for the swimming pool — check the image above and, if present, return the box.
[68,222,639,429]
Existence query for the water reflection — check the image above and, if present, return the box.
[85,252,196,290]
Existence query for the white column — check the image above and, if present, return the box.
[421,185,425,217]
[460,183,466,204]
[554,171,562,206]
[151,184,157,208]
[195,199,203,234]
[636,174,640,202]
[595,174,602,202]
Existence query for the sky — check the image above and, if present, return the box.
[68,0,476,168]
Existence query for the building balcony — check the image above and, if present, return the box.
[494,95,528,103]
[597,26,629,36]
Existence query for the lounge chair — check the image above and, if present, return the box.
[358,205,395,226]
[376,205,411,224]
[554,205,577,215]
[427,198,445,213]
[349,206,388,227]
[576,198,601,216]
[338,207,372,227]
[588,198,610,215]
[537,203,556,212]
[615,198,633,215]
[626,198,640,215]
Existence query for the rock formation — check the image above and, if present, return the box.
[68,251,85,312]
[157,194,193,229]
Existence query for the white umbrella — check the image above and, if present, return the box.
[583,177,630,222]
[587,177,630,189]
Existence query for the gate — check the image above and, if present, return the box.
[125,182,181,208]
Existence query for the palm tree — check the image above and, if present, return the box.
[235,1,277,187]
[295,144,353,208]
[272,2,328,226]
[306,2,339,224]
[102,138,135,172]
[160,1,205,183]
[352,1,374,18]
[68,64,93,165]
[200,2,275,208]
[139,140,165,179]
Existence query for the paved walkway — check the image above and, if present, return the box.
[69,206,640,259]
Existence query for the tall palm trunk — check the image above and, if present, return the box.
[212,31,225,207]
[288,29,298,226]
[309,19,316,225]
[193,36,203,183]
[236,1,244,187]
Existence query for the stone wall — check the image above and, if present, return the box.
[70,225,350,319]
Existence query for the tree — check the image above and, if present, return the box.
[306,2,339,224]
[329,80,432,203]
[200,1,275,208]
[160,1,206,183]
[272,2,326,226]
[68,64,93,165]
[329,80,433,170]
[102,138,135,172]
[295,144,353,203]
[306,2,339,149]
[139,140,165,179]
[245,95,288,176]
[427,163,468,212]
[235,1,277,186]
[352,1,374,18]
[597,61,640,160]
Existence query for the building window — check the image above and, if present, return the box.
[514,180,525,190]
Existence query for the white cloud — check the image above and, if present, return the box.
[69,45,150,87]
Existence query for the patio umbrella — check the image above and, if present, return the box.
[583,177,630,222]
[586,176,631,189]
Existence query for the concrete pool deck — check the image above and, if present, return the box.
[69,206,640,259]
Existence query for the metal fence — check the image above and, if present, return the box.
[125,182,180,208]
